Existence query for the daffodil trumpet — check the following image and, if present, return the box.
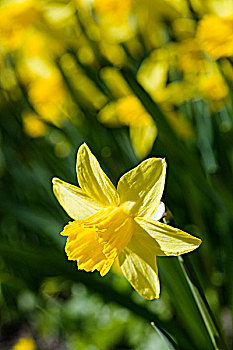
[52,143,201,300]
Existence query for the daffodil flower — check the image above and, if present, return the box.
[52,143,201,299]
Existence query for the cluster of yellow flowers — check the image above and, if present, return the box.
[0,0,232,158]
[0,0,69,141]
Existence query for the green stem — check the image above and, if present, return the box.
[178,256,227,350]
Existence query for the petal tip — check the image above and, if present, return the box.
[52,177,59,185]
[79,142,90,153]
[76,143,92,167]
[196,237,202,247]
[142,289,160,300]
[193,236,202,248]
[162,157,167,167]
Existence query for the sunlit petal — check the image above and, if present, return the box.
[119,220,160,299]
[130,123,157,159]
[135,217,202,256]
[118,157,166,218]
[119,247,160,300]
[52,177,101,219]
[77,143,119,206]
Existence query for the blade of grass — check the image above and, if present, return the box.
[178,256,228,350]
[151,322,179,350]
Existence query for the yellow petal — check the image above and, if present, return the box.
[62,207,134,276]
[52,177,101,220]
[119,230,160,299]
[77,143,119,207]
[130,123,157,159]
[135,217,202,256]
[118,157,166,218]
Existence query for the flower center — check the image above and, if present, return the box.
[61,207,134,276]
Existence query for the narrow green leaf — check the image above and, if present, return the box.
[178,256,227,350]
[151,322,179,350]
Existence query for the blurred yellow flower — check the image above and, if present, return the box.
[100,67,131,98]
[20,28,63,60]
[93,0,132,24]
[160,106,194,140]
[116,95,152,127]
[53,143,201,299]
[129,123,157,159]
[99,41,127,65]
[22,111,48,138]
[27,76,65,125]
[137,45,195,104]
[178,39,205,74]
[12,28,69,127]
[99,95,157,158]
[12,337,35,350]
[199,73,229,101]
[207,0,233,18]
[137,48,170,96]
[197,14,233,59]
[220,58,233,86]
[154,81,194,106]
[172,18,196,40]
[60,53,107,110]
[0,0,41,50]
[161,0,190,15]
[93,0,135,41]
[118,95,157,158]
[188,0,233,17]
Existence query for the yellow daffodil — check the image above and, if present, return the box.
[52,143,201,299]
[93,0,135,42]
[178,39,205,74]
[0,0,41,50]
[22,111,48,138]
[98,95,157,159]
[93,0,132,25]
[197,14,233,59]
[12,337,35,350]
[199,73,229,101]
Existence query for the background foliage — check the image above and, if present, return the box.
[0,0,232,349]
